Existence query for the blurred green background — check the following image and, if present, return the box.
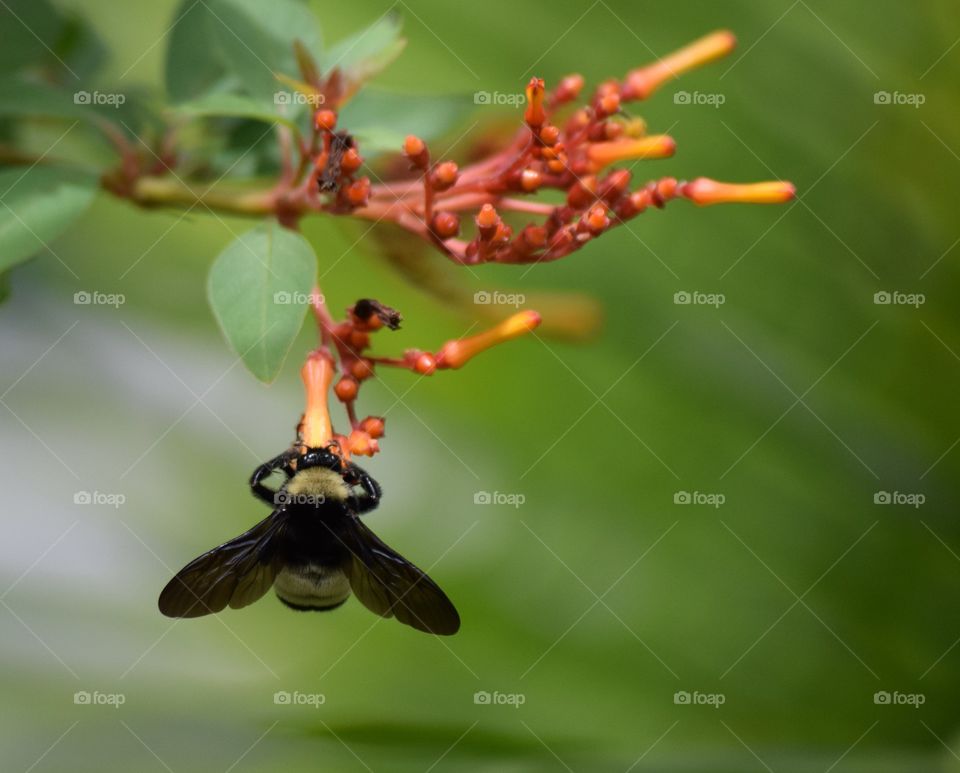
[3,0,960,770]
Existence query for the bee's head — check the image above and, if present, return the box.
[295,443,344,472]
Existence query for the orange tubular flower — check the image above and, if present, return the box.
[621,29,737,101]
[587,135,677,171]
[435,311,542,369]
[299,350,335,449]
[681,178,797,206]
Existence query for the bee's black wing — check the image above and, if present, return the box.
[158,511,288,618]
[339,517,460,635]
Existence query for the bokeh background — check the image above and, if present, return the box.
[3,0,960,770]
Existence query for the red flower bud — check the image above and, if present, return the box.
[344,177,371,207]
[539,125,560,146]
[525,77,546,128]
[349,329,370,349]
[360,416,385,438]
[567,176,597,209]
[476,203,500,239]
[597,92,621,118]
[404,135,429,168]
[340,148,363,174]
[314,109,337,132]
[431,211,460,239]
[334,376,359,402]
[414,352,437,375]
[520,168,542,192]
[583,205,610,234]
[350,358,375,381]
[431,161,459,191]
[553,74,585,104]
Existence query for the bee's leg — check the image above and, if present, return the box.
[250,451,297,504]
[345,464,381,515]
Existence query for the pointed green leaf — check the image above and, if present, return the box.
[207,221,316,383]
[176,92,301,135]
[0,166,97,272]
[165,0,232,103]
[0,78,97,122]
[0,0,66,74]
[207,0,322,100]
[324,13,406,88]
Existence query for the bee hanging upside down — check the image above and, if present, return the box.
[158,444,460,635]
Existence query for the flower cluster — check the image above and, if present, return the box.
[300,294,541,456]
[281,29,795,455]
[301,30,795,266]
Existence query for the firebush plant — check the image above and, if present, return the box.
[0,0,794,456]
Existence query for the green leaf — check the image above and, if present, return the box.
[207,221,316,383]
[0,0,67,74]
[207,0,322,101]
[0,78,96,122]
[324,12,406,88]
[55,12,109,83]
[339,88,467,155]
[177,93,300,134]
[0,166,97,272]
[165,0,232,103]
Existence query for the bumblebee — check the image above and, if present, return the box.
[158,445,460,635]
